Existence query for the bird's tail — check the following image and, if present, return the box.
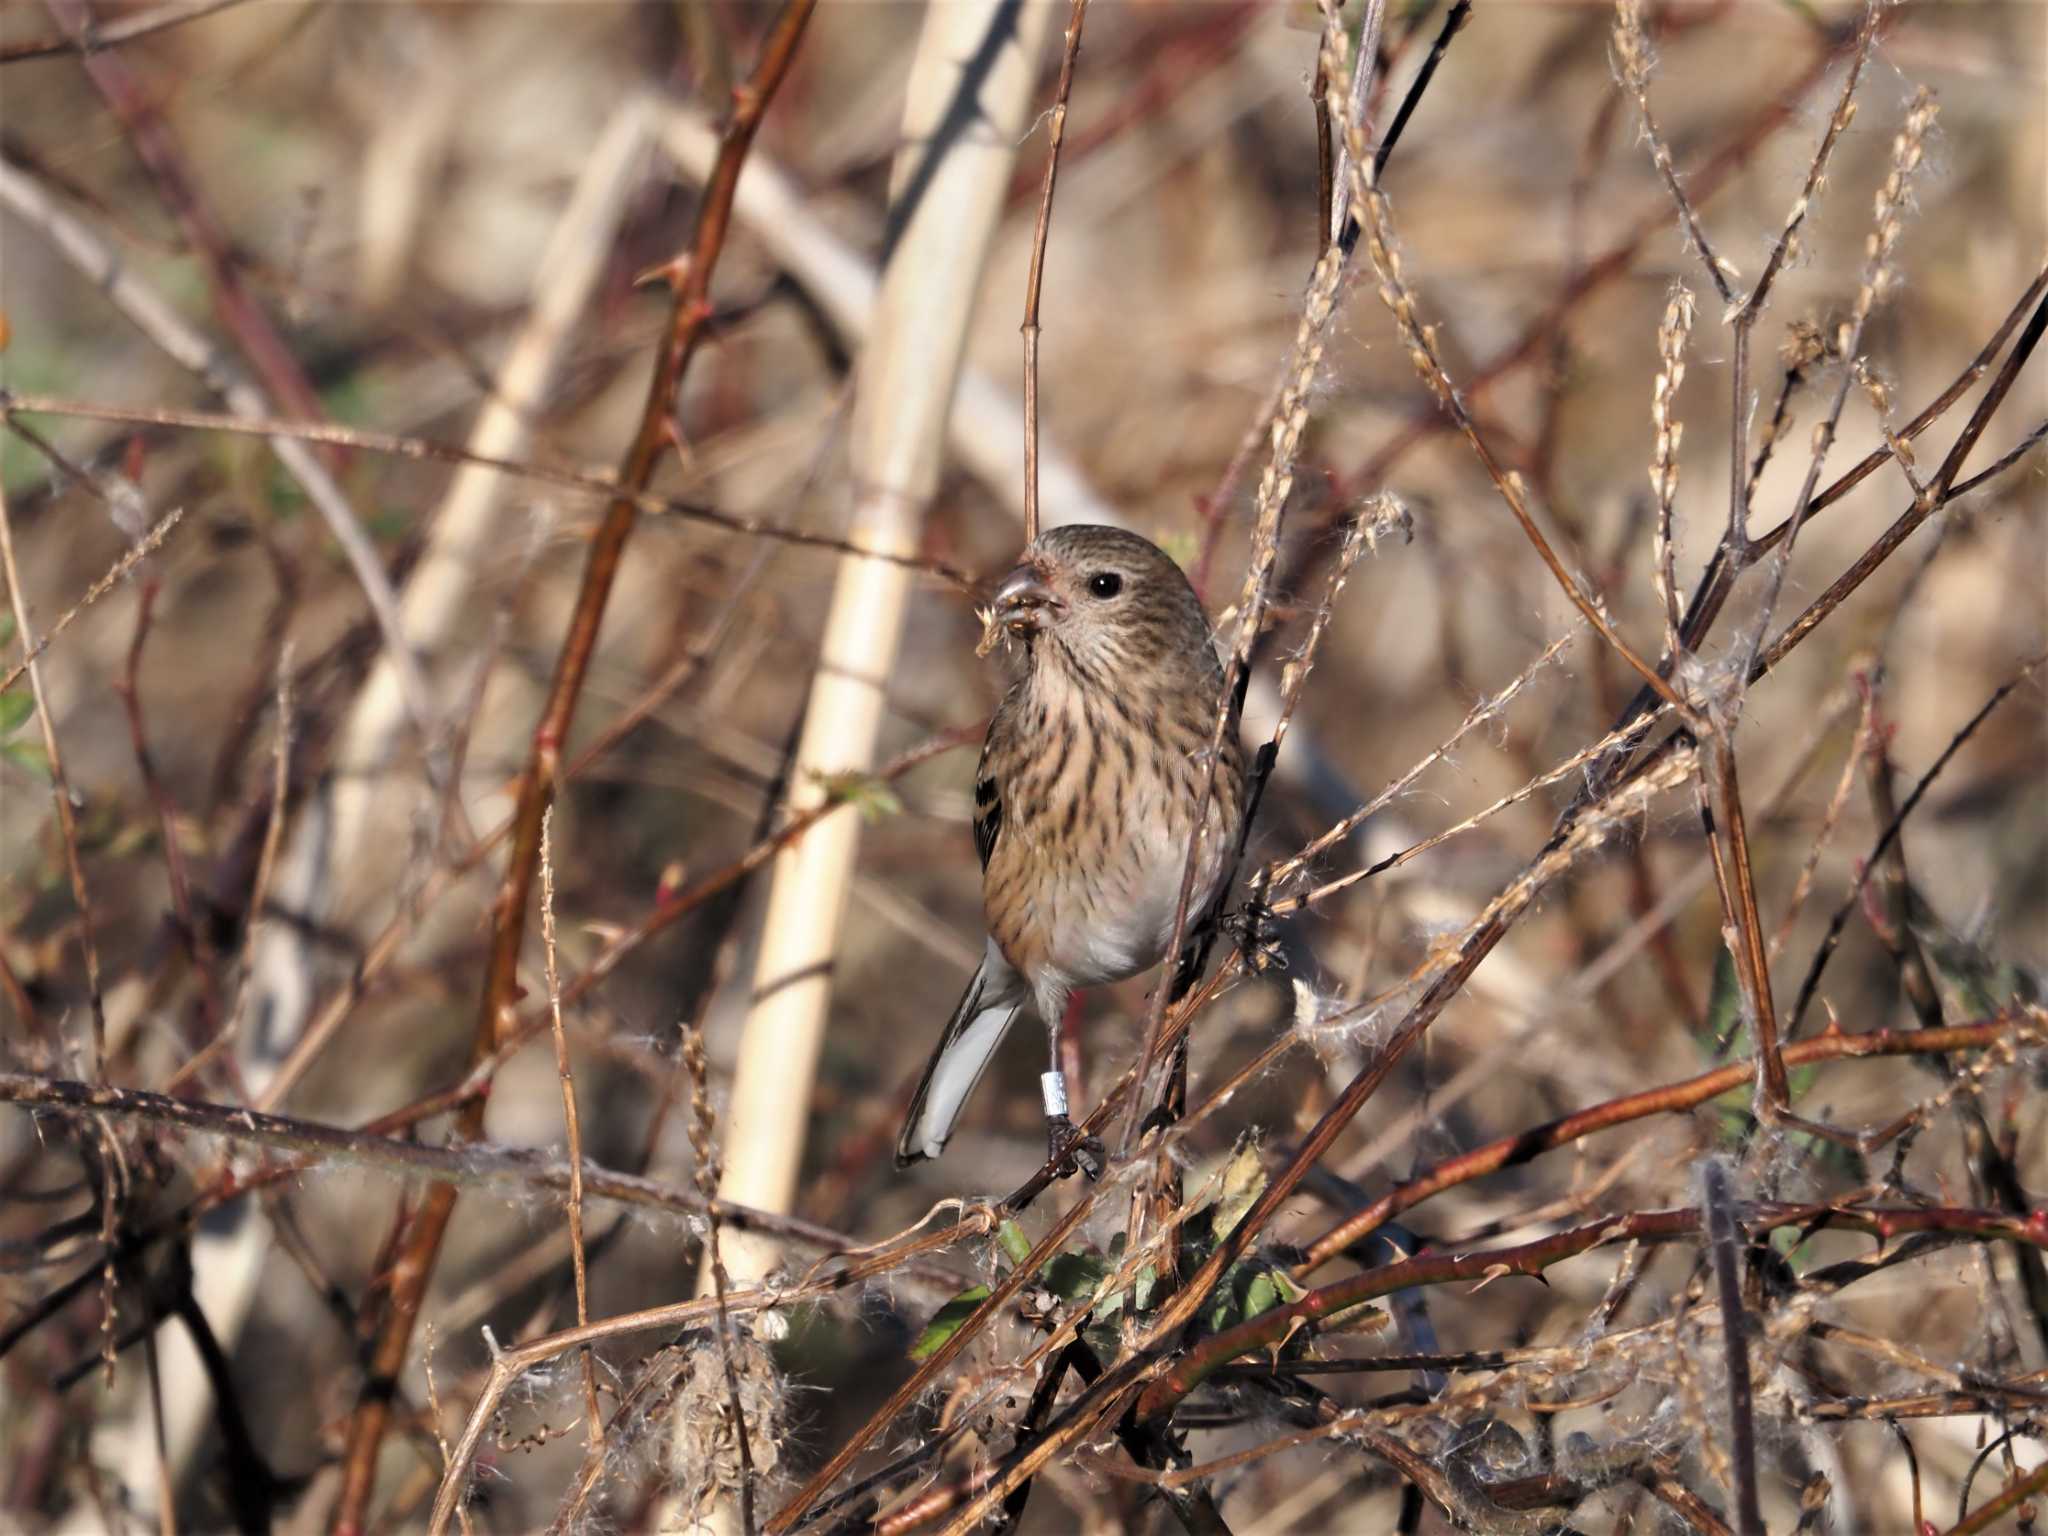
[895,952,1026,1167]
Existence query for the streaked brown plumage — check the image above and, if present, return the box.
[896,525,1246,1173]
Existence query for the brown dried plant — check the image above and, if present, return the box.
[0,3,2042,1534]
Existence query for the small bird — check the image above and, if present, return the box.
[895,524,1246,1174]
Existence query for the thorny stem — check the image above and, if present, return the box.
[329,7,819,1525]
[1940,1460,2048,1536]
[1139,1199,2048,1422]
[1294,1016,2034,1272]
[1139,746,1701,1361]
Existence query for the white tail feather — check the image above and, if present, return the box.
[906,1002,1021,1162]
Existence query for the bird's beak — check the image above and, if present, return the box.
[991,562,1062,633]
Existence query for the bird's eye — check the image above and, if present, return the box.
[1087,571,1124,599]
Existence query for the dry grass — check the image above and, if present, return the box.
[1,2,2044,1533]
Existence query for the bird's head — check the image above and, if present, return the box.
[983,524,1216,686]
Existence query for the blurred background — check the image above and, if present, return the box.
[2,1,2043,1531]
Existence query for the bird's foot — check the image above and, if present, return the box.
[1220,897,1285,973]
[1045,1115,1105,1181]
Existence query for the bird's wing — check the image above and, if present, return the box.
[972,764,1002,871]
[971,702,1011,871]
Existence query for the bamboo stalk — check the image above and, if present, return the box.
[710,0,1056,1288]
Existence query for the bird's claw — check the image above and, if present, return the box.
[1046,1115,1105,1181]
[1220,897,1285,973]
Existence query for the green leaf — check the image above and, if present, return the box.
[1243,1271,1281,1319]
[0,687,31,737]
[2,737,48,779]
[0,609,15,648]
[814,771,902,824]
[1208,1260,1255,1333]
[995,1220,1032,1268]
[1045,1250,1109,1307]
[908,1284,989,1362]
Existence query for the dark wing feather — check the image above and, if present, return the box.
[972,757,1002,871]
[973,684,1024,871]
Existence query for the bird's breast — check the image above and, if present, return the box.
[982,683,1239,992]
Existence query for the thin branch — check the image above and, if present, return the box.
[537,813,604,1483]
[682,957,757,1536]
[1331,15,1689,715]
[1611,0,1739,306]
[1122,236,1346,1156]
[1699,738,1796,1116]
[1739,83,1939,687]
[1649,287,1695,656]
[763,1198,1097,1534]
[0,0,249,62]
[1786,654,2046,1038]
[0,156,435,741]
[1120,15,1372,1174]
[0,1072,898,1256]
[1754,281,2048,686]
[0,395,974,589]
[427,1209,1006,1536]
[1701,1162,1764,1536]
[328,7,818,1525]
[0,476,109,1070]
[1020,0,1090,545]
[1939,1460,2048,1536]
[1139,744,1703,1353]
[0,506,183,698]
[1370,0,1468,183]
[1141,1199,2048,1421]
[1294,1015,2034,1272]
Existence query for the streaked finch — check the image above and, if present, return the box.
[895,524,1246,1175]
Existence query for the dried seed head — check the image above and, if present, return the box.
[1780,319,1827,370]
[664,1328,784,1523]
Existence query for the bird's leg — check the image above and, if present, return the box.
[1219,892,1285,974]
[1042,1009,1103,1181]
[1059,1000,1086,1110]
